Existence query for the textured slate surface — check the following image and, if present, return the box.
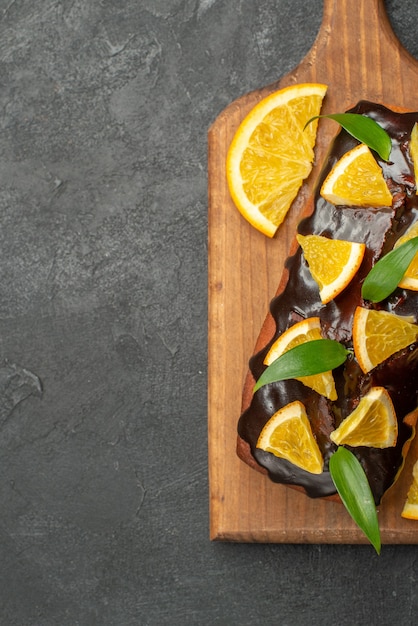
[0,1,417,624]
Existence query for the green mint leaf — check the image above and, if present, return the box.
[329,447,381,554]
[361,236,418,302]
[305,113,391,161]
[253,339,349,392]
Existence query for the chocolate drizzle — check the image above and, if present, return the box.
[238,102,418,503]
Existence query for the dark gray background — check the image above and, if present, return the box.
[0,1,417,624]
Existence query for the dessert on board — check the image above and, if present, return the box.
[229,93,418,518]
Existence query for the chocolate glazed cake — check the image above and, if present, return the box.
[237,101,418,504]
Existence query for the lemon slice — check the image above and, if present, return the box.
[297,234,365,303]
[256,400,323,474]
[353,307,418,374]
[226,83,327,237]
[320,143,392,207]
[409,122,418,195]
[394,221,418,291]
[330,386,398,447]
[401,459,418,520]
[264,317,337,400]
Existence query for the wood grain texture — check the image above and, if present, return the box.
[208,0,418,543]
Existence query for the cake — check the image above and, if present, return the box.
[237,101,418,504]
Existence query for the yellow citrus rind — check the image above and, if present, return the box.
[330,386,398,448]
[264,317,337,400]
[256,400,324,474]
[320,143,392,207]
[297,234,365,303]
[409,121,418,196]
[353,307,418,374]
[226,83,327,237]
[401,459,418,520]
[394,221,418,291]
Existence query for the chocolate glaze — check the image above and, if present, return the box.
[238,102,418,503]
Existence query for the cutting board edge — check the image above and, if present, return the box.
[208,0,418,545]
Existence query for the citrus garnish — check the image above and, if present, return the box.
[296,234,365,303]
[353,307,418,374]
[401,459,418,520]
[226,83,327,237]
[256,400,323,474]
[330,386,398,448]
[394,221,418,291]
[264,317,337,400]
[320,143,392,207]
[409,122,418,195]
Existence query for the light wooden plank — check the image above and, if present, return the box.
[208,0,418,543]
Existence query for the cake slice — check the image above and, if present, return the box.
[237,101,418,504]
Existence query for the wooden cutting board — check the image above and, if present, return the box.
[208,0,418,543]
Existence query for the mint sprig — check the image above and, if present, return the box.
[253,339,349,392]
[329,447,381,554]
[362,236,418,302]
[305,112,391,161]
